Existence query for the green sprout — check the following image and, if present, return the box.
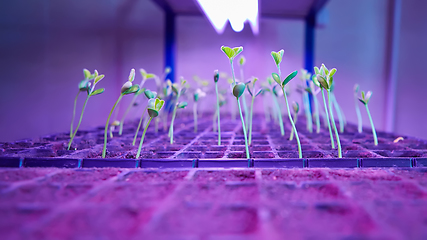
[354,84,363,133]
[213,70,222,145]
[314,64,342,158]
[359,90,378,145]
[238,56,249,130]
[312,73,334,148]
[102,69,140,158]
[136,98,165,158]
[271,49,302,158]
[221,45,250,159]
[304,72,321,134]
[246,77,263,145]
[68,69,105,150]
[263,78,285,136]
[118,69,156,135]
[168,78,188,144]
[299,70,313,133]
[289,101,299,141]
[193,88,206,133]
[132,89,157,146]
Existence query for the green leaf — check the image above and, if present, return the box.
[135,87,146,96]
[305,87,312,94]
[328,76,334,90]
[329,68,337,78]
[145,73,156,79]
[144,89,157,99]
[232,82,246,98]
[361,91,365,100]
[282,70,298,86]
[329,81,335,92]
[90,88,105,96]
[194,93,199,102]
[124,85,139,95]
[83,69,91,79]
[221,46,234,59]
[147,98,156,109]
[358,98,367,105]
[233,47,243,58]
[171,83,179,95]
[312,75,320,87]
[239,56,246,65]
[94,74,104,84]
[121,81,132,94]
[128,69,135,82]
[246,84,253,96]
[271,51,282,66]
[140,68,147,78]
[314,66,320,75]
[177,101,188,109]
[272,85,279,97]
[271,73,281,85]
[321,64,329,76]
[155,99,165,110]
[317,75,329,89]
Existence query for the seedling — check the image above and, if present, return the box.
[102,69,139,158]
[314,64,342,158]
[238,56,249,130]
[246,77,263,145]
[132,89,157,146]
[312,73,334,148]
[271,49,302,158]
[70,69,93,137]
[119,69,156,135]
[299,70,313,133]
[193,88,206,133]
[136,98,165,158]
[213,70,222,145]
[289,101,299,140]
[221,45,250,159]
[68,69,105,150]
[359,90,378,146]
[168,78,188,144]
[354,84,363,133]
[303,71,321,133]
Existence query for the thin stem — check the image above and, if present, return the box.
[193,102,198,133]
[365,104,378,146]
[68,95,89,150]
[119,94,137,135]
[328,91,342,158]
[215,82,221,145]
[133,107,147,146]
[331,93,344,133]
[272,94,285,136]
[314,95,320,133]
[303,92,313,133]
[321,89,335,149]
[249,95,255,145]
[237,98,250,159]
[290,112,298,141]
[355,96,362,133]
[283,89,302,159]
[70,91,80,137]
[103,94,123,158]
[136,117,153,158]
[240,67,249,130]
[169,103,178,144]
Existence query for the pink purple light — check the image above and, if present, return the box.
[196,0,259,34]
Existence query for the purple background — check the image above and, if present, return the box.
[0,0,426,142]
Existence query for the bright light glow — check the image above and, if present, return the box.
[196,0,259,34]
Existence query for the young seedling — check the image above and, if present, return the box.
[271,49,302,158]
[359,90,378,145]
[168,78,188,144]
[193,88,206,133]
[289,101,299,141]
[299,70,313,133]
[136,98,165,158]
[132,89,157,146]
[246,77,263,145]
[68,69,105,150]
[312,73,334,148]
[238,56,249,130]
[119,69,156,135]
[221,45,250,159]
[354,84,363,133]
[213,70,222,145]
[70,69,93,137]
[314,64,342,158]
[102,69,140,158]
[304,75,321,133]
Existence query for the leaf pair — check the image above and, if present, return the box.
[246,78,263,97]
[359,91,372,105]
[140,68,156,80]
[121,69,140,94]
[271,70,298,87]
[314,64,336,90]
[221,46,243,60]
[147,98,165,118]
[271,50,284,66]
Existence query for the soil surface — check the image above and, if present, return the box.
[1,167,427,239]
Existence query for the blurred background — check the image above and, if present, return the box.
[0,0,426,142]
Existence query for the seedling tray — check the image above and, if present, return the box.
[1,114,426,169]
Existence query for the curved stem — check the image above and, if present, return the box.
[355,96,362,133]
[237,98,250,159]
[193,102,198,133]
[70,91,80,137]
[328,91,342,158]
[68,95,89,150]
[169,103,178,144]
[290,113,298,141]
[365,104,378,146]
[136,117,153,158]
[283,90,302,158]
[249,95,255,145]
[133,107,147,146]
[321,89,335,149]
[272,94,285,136]
[103,94,123,158]
[119,94,137,135]
[215,82,221,145]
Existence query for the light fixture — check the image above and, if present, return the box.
[196,0,259,35]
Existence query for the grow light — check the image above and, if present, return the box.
[196,0,259,34]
